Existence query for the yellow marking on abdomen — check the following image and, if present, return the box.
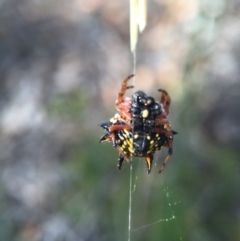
[128,147,134,154]
[124,129,130,136]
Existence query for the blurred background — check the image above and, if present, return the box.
[0,0,240,240]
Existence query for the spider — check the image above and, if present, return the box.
[99,75,177,173]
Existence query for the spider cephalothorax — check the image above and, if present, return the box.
[99,75,177,173]
[131,91,161,121]
[130,91,162,133]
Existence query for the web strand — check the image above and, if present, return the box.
[128,1,146,240]
[127,161,133,241]
[127,45,137,241]
[165,187,183,241]
[131,185,182,241]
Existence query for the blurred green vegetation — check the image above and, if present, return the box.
[47,92,87,120]
[0,0,239,241]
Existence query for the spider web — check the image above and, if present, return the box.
[127,2,182,240]
[127,155,183,241]
[127,43,182,240]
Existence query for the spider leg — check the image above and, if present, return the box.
[99,122,117,146]
[158,137,174,173]
[117,75,134,104]
[118,151,130,170]
[108,124,132,132]
[109,133,117,147]
[154,126,174,139]
[99,122,112,131]
[120,109,132,121]
[155,117,171,126]
[158,153,171,173]
[99,133,111,143]
[99,123,132,147]
[118,154,125,170]
[158,89,171,116]
[154,128,169,135]
[145,155,154,174]
[108,124,132,147]
[99,132,118,147]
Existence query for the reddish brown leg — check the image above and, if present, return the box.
[155,116,170,125]
[108,124,132,147]
[158,89,171,115]
[154,126,173,137]
[145,155,154,174]
[159,138,173,173]
[158,153,171,173]
[108,124,132,132]
[99,132,117,147]
[117,75,134,104]
[99,133,112,143]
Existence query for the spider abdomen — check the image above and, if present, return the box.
[116,129,166,157]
